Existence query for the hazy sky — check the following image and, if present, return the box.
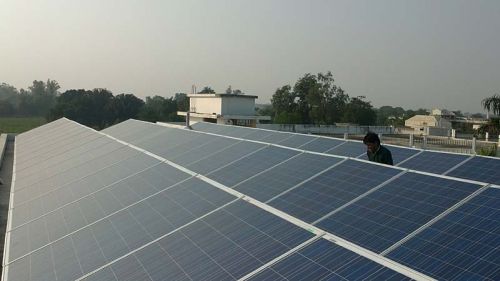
[1,0,499,113]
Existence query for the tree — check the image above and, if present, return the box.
[199,86,215,94]
[482,94,500,116]
[271,72,350,124]
[109,93,145,123]
[342,96,376,125]
[137,95,183,123]
[174,93,189,112]
[48,88,115,129]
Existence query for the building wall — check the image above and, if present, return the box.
[221,97,255,115]
[190,97,222,114]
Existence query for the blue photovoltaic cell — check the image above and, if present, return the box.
[207,146,300,187]
[239,129,275,141]
[234,153,342,202]
[297,137,345,153]
[268,160,401,223]
[169,136,238,166]
[259,131,295,144]
[316,172,481,253]
[388,187,500,281]
[187,141,266,174]
[325,141,366,157]
[190,122,229,134]
[276,134,317,148]
[6,178,237,281]
[447,156,500,185]
[81,200,314,281]
[249,239,411,281]
[398,151,470,174]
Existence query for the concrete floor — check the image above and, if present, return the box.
[0,138,14,275]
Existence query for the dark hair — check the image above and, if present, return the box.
[363,132,380,145]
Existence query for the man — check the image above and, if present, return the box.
[363,132,393,165]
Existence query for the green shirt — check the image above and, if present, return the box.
[367,145,393,165]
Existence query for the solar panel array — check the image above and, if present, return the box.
[190,121,500,185]
[2,118,499,281]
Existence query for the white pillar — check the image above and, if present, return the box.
[451,129,456,139]
[343,132,348,140]
[409,134,414,147]
[485,132,489,142]
[472,137,476,154]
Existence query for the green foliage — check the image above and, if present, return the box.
[482,94,500,115]
[0,117,47,133]
[477,145,497,157]
[0,80,59,116]
[271,72,373,125]
[199,86,215,94]
[137,95,184,123]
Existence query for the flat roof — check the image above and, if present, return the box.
[188,94,258,99]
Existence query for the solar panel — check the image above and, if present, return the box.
[5,177,238,280]
[387,187,500,281]
[233,153,342,202]
[316,172,482,253]
[325,141,366,157]
[268,160,401,223]
[248,238,412,281]
[398,151,471,174]
[447,156,500,185]
[276,133,317,148]
[10,153,175,229]
[190,121,230,134]
[78,200,315,281]
[207,146,300,187]
[239,129,276,141]
[297,137,345,153]
[186,141,266,174]
[7,119,499,281]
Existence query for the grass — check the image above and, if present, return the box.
[0,117,47,134]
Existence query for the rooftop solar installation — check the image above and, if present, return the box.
[315,172,482,253]
[249,238,412,281]
[446,156,500,185]
[4,118,500,281]
[324,141,366,157]
[267,159,402,223]
[296,137,345,153]
[398,151,471,174]
[275,133,316,148]
[233,153,343,202]
[387,187,500,280]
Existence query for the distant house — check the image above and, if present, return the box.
[405,115,452,136]
[431,108,455,119]
[178,94,270,127]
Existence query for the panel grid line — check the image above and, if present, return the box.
[265,158,349,204]
[4,175,196,266]
[395,150,424,167]
[7,160,165,233]
[238,235,323,281]
[312,169,408,225]
[72,198,240,281]
[442,155,474,175]
[380,184,491,256]
[231,152,305,188]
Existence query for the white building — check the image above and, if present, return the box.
[405,115,452,136]
[178,94,270,127]
[431,108,456,119]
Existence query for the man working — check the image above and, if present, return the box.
[363,132,393,165]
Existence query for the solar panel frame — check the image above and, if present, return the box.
[315,171,482,253]
[386,186,500,281]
